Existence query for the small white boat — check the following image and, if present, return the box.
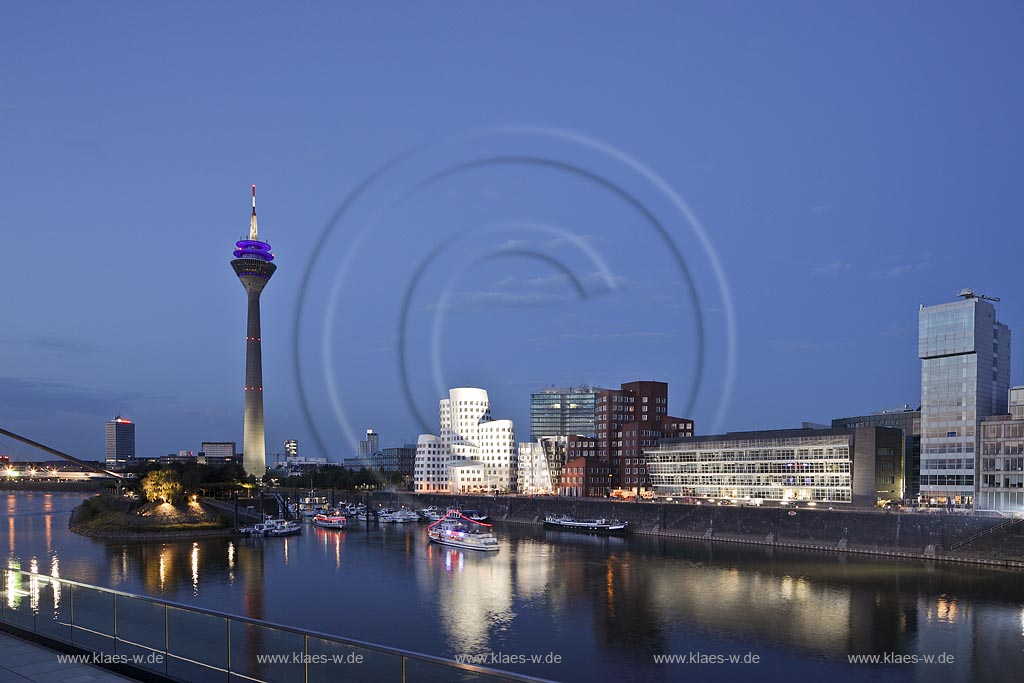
[418,506,444,522]
[390,509,420,523]
[265,519,303,536]
[312,513,348,529]
[427,509,499,552]
[460,509,490,523]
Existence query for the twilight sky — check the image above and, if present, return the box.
[2,2,1023,461]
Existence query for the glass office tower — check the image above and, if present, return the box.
[919,293,1010,506]
[529,386,600,441]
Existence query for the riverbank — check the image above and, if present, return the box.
[69,494,234,539]
[372,492,1024,568]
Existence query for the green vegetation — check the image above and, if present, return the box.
[72,490,231,536]
[141,468,184,504]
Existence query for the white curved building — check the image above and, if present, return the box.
[415,388,517,493]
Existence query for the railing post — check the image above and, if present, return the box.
[226,617,232,683]
[304,634,309,683]
[164,604,169,678]
[112,593,117,653]
[69,583,74,644]
[402,654,406,683]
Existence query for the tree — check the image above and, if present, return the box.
[141,468,184,504]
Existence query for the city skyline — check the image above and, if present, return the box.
[2,3,1023,461]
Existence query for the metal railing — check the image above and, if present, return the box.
[0,567,556,683]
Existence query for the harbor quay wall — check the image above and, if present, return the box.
[370,492,1014,557]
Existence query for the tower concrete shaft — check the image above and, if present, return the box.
[231,185,277,478]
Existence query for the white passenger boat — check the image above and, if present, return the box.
[312,513,348,529]
[543,515,628,534]
[292,490,330,517]
[427,510,500,552]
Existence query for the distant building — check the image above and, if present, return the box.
[648,426,904,507]
[978,386,1024,513]
[530,386,601,441]
[284,439,298,457]
[358,429,380,456]
[105,416,135,468]
[517,436,567,494]
[414,388,516,493]
[919,292,1010,506]
[833,407,919,499]
[381,445,416,478]
[285,455,327,468]
[201,442,236,459]
[558,457,613,498]
[595,381,694,494]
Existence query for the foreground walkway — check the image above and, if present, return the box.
[0,632,134,683]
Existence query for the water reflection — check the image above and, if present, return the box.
[2,493,1024,683]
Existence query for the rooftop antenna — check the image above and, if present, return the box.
[249,184,259,241]
[957,288,1000,303]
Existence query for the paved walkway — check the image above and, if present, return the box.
[0,632,134,683]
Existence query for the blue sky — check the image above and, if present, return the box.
[2,2,1023,461]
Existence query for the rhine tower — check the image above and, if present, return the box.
[231,185,277,477]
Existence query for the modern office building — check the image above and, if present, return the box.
[559,457,613,497]
[284,439,298,458]
[978,386,1024,513]
[517,436,567,494]
[200,442,236,459]
[414,388,516,493]
[530,386,601,441]
[381,445,416,478]
[105,416,135,468]
[594,381,694,494]
[919,291,1010,506]
[648,426,904,506]
[231,185,277,478]
[833,406,919,499]
[343,445,416,478]
[359,429,379,456]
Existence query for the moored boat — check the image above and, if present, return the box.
[543,515,628,534]
[312,513,348,529]
[427,509,500,552]
[390,509,420,523]
[265,519,303,536]
[460,509,489,523]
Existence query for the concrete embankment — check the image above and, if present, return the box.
[371,492,1024,568]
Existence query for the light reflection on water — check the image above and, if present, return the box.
[2,492,1024,683]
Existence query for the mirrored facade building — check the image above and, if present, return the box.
[530,386,600,441]
[919,294,1010,505]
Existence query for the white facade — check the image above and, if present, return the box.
[415,388,517,493]
[517,436,567,494]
